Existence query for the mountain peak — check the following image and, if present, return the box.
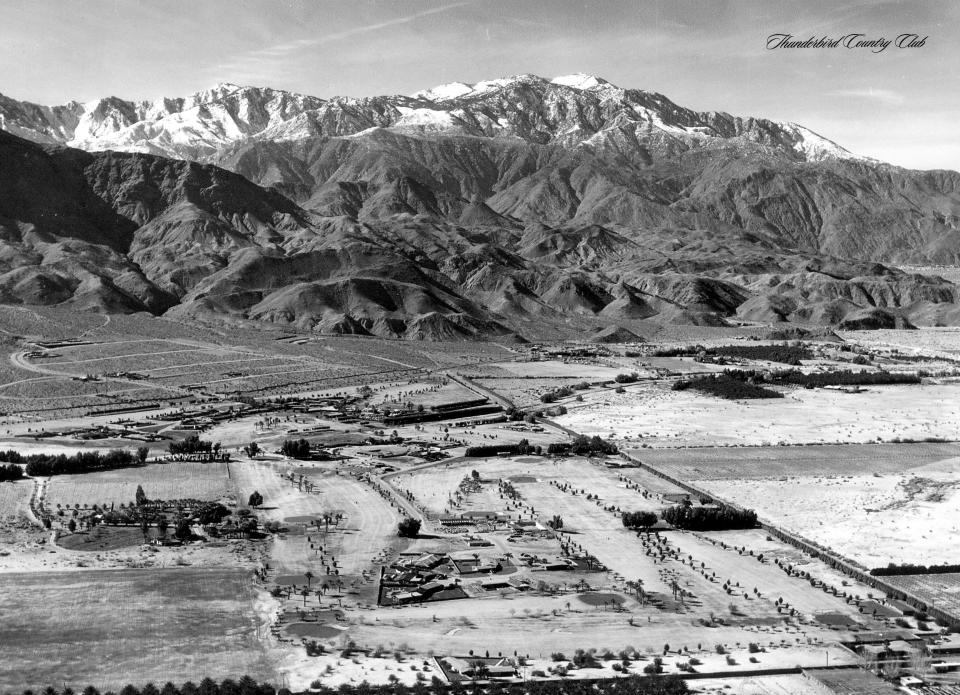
[550,73,610,90]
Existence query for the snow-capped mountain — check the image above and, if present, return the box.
[3,72,957,339]
[0,83,325,159]
[0,74,864,165]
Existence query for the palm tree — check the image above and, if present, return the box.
[301,589,310,606]
[304,570,314,588]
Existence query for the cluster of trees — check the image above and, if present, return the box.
[539,382,592,403]
[652,344,813,365]
[1,448,148,477]
[98,500,231,528]
[397,517,421,538]
[280,438,312,459]
[169,436,216,455]
[0,462,24,481]
[767,368,920,388]
[872,562,960,576]
[661,504,758,531]
[547,435,618,456]
[710,344,813,365]
[622,511,658,529]
[672,374,783,400]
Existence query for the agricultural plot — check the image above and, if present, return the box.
[490,360,637,380]
[372,380,477,408]
[883,573,960,618]
[0,480,31,522]
[0,479,39,547]
[472,376,613,408]
[632,442,960,480]
[45,462,235,509]
[0,568,274,691]
[556,381,960,446]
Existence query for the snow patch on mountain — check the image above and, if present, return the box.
[550,73,607,90]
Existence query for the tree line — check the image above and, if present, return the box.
[547,435,618,456]
[721,368,921,389]
[17,673,688,695]
[0,448,147,477]
[169,435,217,455]
[660,504,758,531]
[871,562,960,576]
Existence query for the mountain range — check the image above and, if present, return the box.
[1,73,959,340]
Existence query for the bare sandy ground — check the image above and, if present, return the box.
[555,381,960,447]
[698,458,960,567]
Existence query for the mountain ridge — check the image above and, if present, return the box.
[0,73,867,167]
[1,75,959,339]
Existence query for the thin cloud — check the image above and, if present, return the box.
[829,87,905,106]
[241,2,473,60]
[210,1,474,86]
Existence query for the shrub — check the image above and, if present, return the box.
[550,652,567,662]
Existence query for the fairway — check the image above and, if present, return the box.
[0,567,274,691]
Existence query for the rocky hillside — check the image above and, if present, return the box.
[1,75,959,338]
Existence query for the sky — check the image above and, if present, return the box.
[1,0,957,170]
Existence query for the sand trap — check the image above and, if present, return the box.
[284,622,346,639]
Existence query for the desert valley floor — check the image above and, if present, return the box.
[0,308,959,695]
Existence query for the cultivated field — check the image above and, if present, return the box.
[0,480,39,548]
[0,568,274,691]
[632,442,960,480]
[883,573,960,618]
[45,462,235,509]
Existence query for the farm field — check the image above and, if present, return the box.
[0,568,274,691]
[0,479,39,547]
[555,381,960,447]
[631,442,960,480]
[0,479,32,523]
[883,573,960,618]
[45,462,235,509]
